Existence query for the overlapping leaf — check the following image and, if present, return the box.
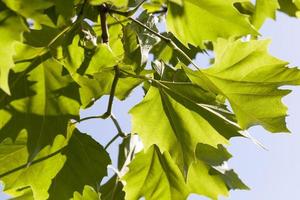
[1,0,300,200]
[0,131,67,200]
[187,143,248,199]
[122,145,189,200]
[0,7,27,94]
[2,0,55,26]
[0,55,81,158]
[251,0,279,29]
[0,126,110,200]
[122,11,160,72]
[130,81,243,172]
[278,0,300,17]
[47,129,110,200]
[60,35,144,107]
[123,144,247,200]
[73,186,101,200]
[151,33,202,66]
[89,0,128,7]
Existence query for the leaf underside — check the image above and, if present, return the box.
[0,0,300,200]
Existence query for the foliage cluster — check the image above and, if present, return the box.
[1,0,300,199]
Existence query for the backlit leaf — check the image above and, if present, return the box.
[0,9,27,94]
[0,126,110,200]
[251,0,279,29]
[185,39,300,132]
[130,84,243,172]
[166,0,258,47]
[122,145,189,200]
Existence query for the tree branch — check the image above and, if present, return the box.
[99,4,109,43]
[105,134,120,150]
[76,65,120,123]
[110,114,126,137]
[106,65,120,114]
[105,115,126,149]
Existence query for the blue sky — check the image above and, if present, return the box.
[1,11,300,200]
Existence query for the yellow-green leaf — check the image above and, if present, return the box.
[166,0,258,47]
[186,39,300,132]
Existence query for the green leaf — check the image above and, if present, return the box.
[48,129,111,200]
[94,69,144,100]
[89,0,128,7]
[60,36,143,107]
[122,24,143,71]
[195,143,232,167]
[53,0,75,21]
[0,128,70,199]
[143,2,164,13]
[234,1,255,16]
[23,25,61,48]
[0,10,27,94]
[122,145,189,200]
[123,143,247,200]
[99,175,125,200]
[187,160,248,200]
[0,55,81,158]
[185,39,300,132]
[251,0,279,29]
[166,0,258,47]
[0,1,299,199]
[0,126,110,200]
[187,143,248,199]
[73,186,101,200]
[2,0,55,26]
[187,160,229,200]
[151,33,202,66]
[130,84,243,172]
[122,11,160,72]
[278,0,300,17]
[85,44,118,74]
[294,0,300,8]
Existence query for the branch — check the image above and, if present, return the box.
[78,0,88,17]
[105,134,120,149]
[99,4,109,43]
[105,115,126,149]
[106,65,120,115]
[76,65,120,123]
[110,114,126,137]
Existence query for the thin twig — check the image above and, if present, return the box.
[110,114,126,137]
[105,115,126,149]
[106,65,120,115]
[105,134,120,149]
[76,66,120,123]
